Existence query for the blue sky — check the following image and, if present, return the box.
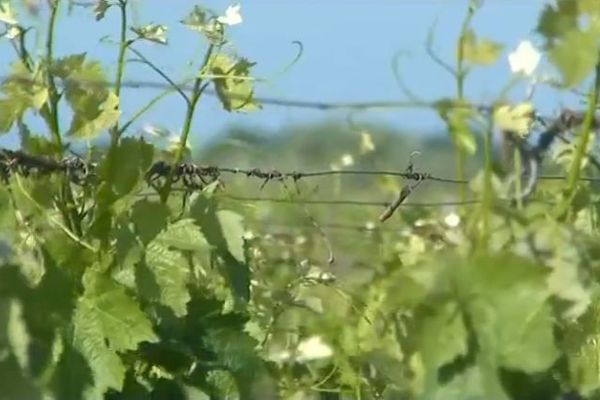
[1,0,575,149]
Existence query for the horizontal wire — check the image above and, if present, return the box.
[218,194,480,208]
[0,74,488,112]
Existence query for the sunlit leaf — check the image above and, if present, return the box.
[182,5,224,44]
[493,102,535,137]
[206,54,260,112]
[461,29,503,66]
[73,270,158,395]
[0,0,17,25]
[548,27,600,88]
[131,24,168,45]
[144,219,208,317]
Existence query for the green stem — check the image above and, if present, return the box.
[46,0,61,148]
[118,88,174,136]
[555,60,600,219]
[110,0,129,146]
[160,45,214,204]
[453,1,476,202]
[481,118,494,245]
[46,0,83,236]
[513,145,523,210]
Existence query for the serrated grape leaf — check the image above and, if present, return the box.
[458,254,558,374]
[144,220,207,317]
[73,271,158,394]
[52,53,120,139]
[204,327,266,395]
[97,137,154,198]
[131,199,169,244]
[68,91,120,138]
[549,28,600,88]
[537,0,578,43]
[182,5,223,44]
[461,30,503,66]
[0,62,48,133]
[190,197,250,302]
[417,301,468,385]
[131,24,168,45]
[206,54,260,112]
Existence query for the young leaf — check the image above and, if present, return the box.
[493,103,535,137]
[131,24,168,45]
[94,0,110,21]
[182,5,224,44]
[461,29,503,66]
[0,0,17,25]
[52,53,120,139]
[206,54,260,112]
[0,62,49,133]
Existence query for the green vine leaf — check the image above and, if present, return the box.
[206,54,260,112]
[94,0,110,21]
[0,0,17,25]
[144,219,208,317]
[182,5,224,44]
[537,0,579,44]
[548,27,600,88]
[131,24,168,45]
[73,270,158,395]
[52,53,120,139]
[0,62,48,133]
[436,100,476,155]
[461,29,503,66]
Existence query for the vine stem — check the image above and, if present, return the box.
[160,44,215,204]
[110,0,130,146]
[46,0,62,148]
[555,59,600,219]
[453,1,477,202]
[481,116,494,245]
[45,0,82,235]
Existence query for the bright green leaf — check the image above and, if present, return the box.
[459,254,559,373]
[461,29,503,66]
[216,210,245,262]
[131,24,168,45]
[144,219,207,317]
[0,0,17,25]
[182,5,224,44]
[206,54,260,112]
[549,28,600,88]
[73,271,158,395]
[493,102,535,137]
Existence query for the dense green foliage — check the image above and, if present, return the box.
[3,0,600,399]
